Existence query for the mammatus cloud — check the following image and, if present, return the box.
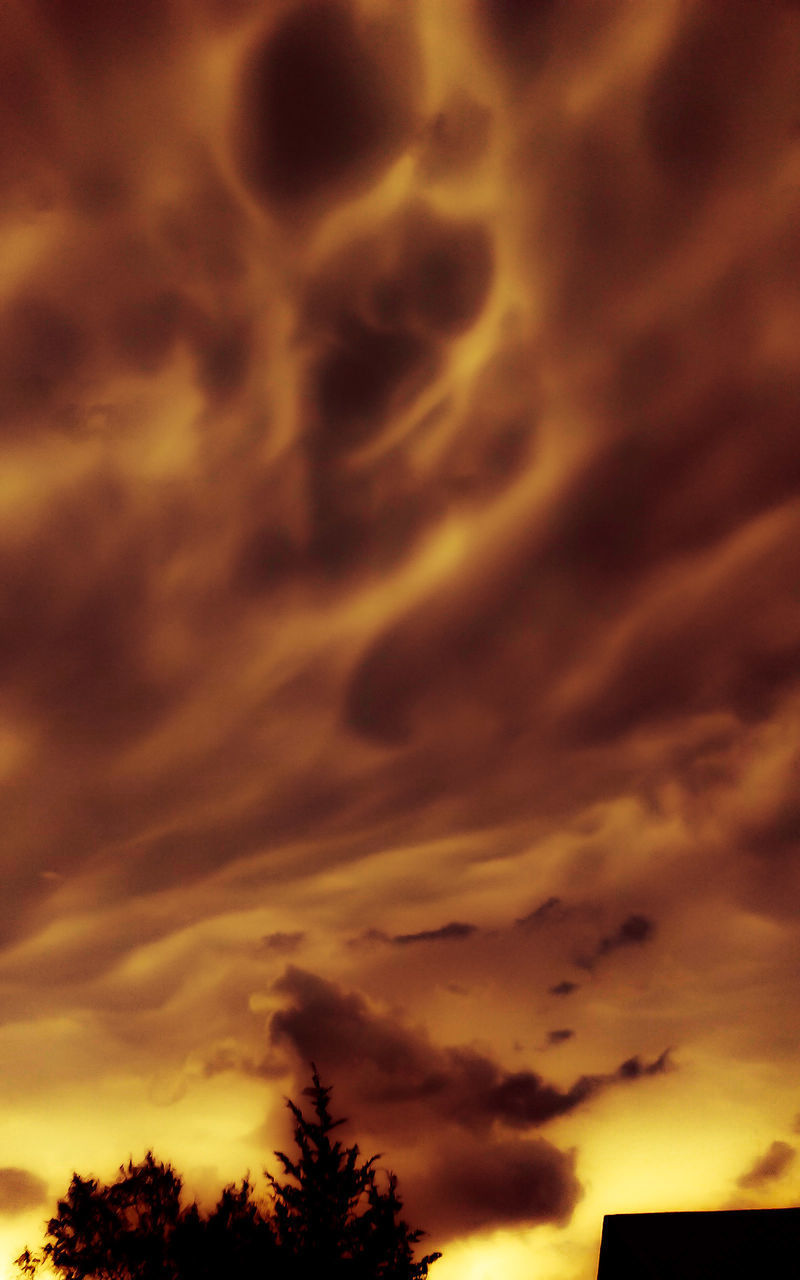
[0,1168,48,1216]
[736,1141,796,1189]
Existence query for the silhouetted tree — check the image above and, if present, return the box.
[16,1153,190,1280]
[15,1069,440,1280]
[268,1065,440,1280]
[176,1177,279,1280]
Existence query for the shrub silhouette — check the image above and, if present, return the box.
[15,1067,440,1280]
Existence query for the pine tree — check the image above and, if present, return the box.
[267,1066,441,1280]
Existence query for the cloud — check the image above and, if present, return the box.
[598,914,655,953]
[237,2,418,210]
[0,1167,48,1215]
[407,1131,582,1242]
[737,1140,796,1189]
[347,921,478,950]
[268,971,670,1242]
[577,914,656,971]
[549,981,580,997]
[270,967,672,1133]
[269,968,588,1242]
[478,1050,672,1130]
[392,922,477,946]
[547,1030,574,1046]
[0,0,799,1263]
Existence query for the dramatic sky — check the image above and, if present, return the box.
[1,1,799,1277]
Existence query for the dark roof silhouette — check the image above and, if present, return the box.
[596,1207,800,1280]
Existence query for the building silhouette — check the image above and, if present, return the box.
[596,1207,800,1279]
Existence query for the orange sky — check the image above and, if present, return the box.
[1,2,799,1278]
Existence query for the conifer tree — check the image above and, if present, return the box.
[267,1065,441,1280]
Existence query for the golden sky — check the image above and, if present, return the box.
[1,1,799,1277]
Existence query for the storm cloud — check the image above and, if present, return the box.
[408,1132,582,1241]
[270,967,672,1133]
[0,0,799,1274]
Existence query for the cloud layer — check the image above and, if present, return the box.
[1,0,799,1275]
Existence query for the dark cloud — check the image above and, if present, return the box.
[737,1140,796,1189]
[238,3,416,208]
[311,319,433,452]
[547,1029,574,1046]
[478,1050,671,1130]
[270,967,671,1134]
[392,922,477,947]
[270,969,585,1243]
[408,1131,581,1242]
[549,981,579,997]
[0,1166,48,1215]
[574,915,656,972]
[303,202,491,446]
[393,207,494,337]
[270,966,447,1107]
[616,1052,671,1081]
[597,914,655,958]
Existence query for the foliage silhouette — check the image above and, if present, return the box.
[267,1066,441,1279]
[15,1067,440,1280]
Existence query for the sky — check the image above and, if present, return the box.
[0,1,799,1277]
